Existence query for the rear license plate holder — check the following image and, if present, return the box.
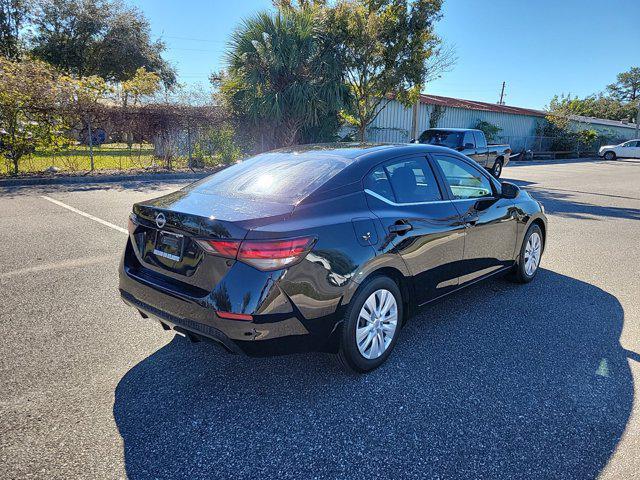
[153,230,184,262]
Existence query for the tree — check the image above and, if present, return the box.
[69,74,112,169]
[0,56,73,174]
[0,0,32,59]
[607,67,640,124]
[30,0,175,86]
[607,67,640,104]
[327,0,445,140]
[547,93,635,123]
[221,7,347,148]
[121,67,161,107]
[473,120,501,142]
[119,67,160,149]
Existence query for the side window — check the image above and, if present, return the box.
[365,158,442,203]
[435,155,494,199]
[364,165,394,202]
[462,132,475,148]
[474,131,487,148]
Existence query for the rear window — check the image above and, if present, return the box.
[419,130,463,149]
[190,152,349,204]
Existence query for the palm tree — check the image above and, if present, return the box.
[222,8,347,148]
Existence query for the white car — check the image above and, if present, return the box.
[598,139,640,160]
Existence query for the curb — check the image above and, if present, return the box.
[0,171,211,188]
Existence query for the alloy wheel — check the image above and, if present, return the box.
[524,231,542,276]
[356,289,398,360]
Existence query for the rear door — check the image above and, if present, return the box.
[364,155,465,304]
[431,153,518,285]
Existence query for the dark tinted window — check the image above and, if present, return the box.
[473,131,487,148]
[462,131,475,148]
[364,166,394,202]
[435,155,493,199]
[418,130,463,149]
[191,152,348,203]
[366,157,442,203]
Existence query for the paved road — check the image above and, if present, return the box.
[1,158,639,479]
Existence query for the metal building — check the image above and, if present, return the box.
[361,94,639,151]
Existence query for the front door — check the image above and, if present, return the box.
[473,130,489,167]
[432,153,519,285]
[364,155,465,304]
[461,130,484,166]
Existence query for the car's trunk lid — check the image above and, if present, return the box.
[129,190,294,291]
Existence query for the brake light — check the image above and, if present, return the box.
[195,239,241,258]
[196,236,316,271]
[238,237,316,271]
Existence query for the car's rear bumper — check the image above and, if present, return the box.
[119,247,342,356]
[120,289,245,354]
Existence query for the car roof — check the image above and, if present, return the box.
[272,142,455,161]
[423,128,480,133]
[294,142,467,203]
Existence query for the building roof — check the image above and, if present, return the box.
[419,94,546,118]
[568,114,639,130]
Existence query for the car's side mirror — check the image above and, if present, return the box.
[409,138,417,143]
[464,143,475,150]
[500,181,520,199]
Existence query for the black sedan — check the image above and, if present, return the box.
[120,143,547,372]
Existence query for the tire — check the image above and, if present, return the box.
[491,158,504,178]
[337,276,403,373]
[604,151,616,160]
[510,224,544,284]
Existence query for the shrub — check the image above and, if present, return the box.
[473,120,502,142]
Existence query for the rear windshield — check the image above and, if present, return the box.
[419,130,463,149]
[190,152,349,204]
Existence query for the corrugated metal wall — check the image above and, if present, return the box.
[369,100,541,143]
[366,99,639,148]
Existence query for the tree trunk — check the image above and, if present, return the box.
[13,156,19,175]
[358,123,366,142]
[87,116,95,171]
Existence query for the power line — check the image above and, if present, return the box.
[164,35,226,44]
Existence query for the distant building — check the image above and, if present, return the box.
[360,94,639,150]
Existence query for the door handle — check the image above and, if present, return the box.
[388,222,413,235]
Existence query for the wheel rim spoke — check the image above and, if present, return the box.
[356,289,398,360]
[524,232,542,275]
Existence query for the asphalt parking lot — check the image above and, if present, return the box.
[1,157,639,479]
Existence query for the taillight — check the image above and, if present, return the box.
[195,236,316,271]
[195,239,241,258]
[238,237,316,271]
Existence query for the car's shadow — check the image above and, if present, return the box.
[113,270,633,479]
[505,179,640,221]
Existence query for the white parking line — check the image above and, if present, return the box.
[41,195,128,235]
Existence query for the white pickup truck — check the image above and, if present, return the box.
[598,139,640,160]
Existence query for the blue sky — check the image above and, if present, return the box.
[128,0,640,109]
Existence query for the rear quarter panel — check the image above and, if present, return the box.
[247,190,379,321]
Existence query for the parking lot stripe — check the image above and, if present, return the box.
[41,195,128,235]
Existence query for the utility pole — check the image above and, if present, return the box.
[498,81,506,105]
[636,100,639,139]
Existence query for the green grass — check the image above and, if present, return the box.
[2,143,192,176]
